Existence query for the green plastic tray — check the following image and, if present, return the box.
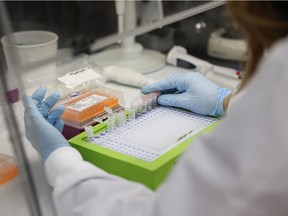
[69,115,218,190]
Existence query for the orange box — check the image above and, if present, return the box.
[57,87,123,129]
[0,153,18,185]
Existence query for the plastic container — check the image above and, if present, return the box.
[1,31,58,92]
[0,153,18,185]
[55,54,104,96]
[57,87,124,129]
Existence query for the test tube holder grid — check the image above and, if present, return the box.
[69,106,218,190]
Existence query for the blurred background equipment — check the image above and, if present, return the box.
[89,0,166,74]
[207,28,247,61]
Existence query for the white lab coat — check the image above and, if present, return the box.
[44,36,288,216]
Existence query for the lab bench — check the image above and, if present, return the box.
[0,1,243,214]
[0,62,240,215]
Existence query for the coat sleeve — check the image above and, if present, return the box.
[44,37,288,216]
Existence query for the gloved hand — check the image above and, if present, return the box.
[141,72,232,117]
[22,87,69,161]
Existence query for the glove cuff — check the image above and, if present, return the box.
[214,88,232,117]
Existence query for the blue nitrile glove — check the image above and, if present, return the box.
[23,87,69,161]
[141,72,232,117]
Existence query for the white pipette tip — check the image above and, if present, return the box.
[94,117,102,123]
[118,99,126,108]
[104,106,113,115]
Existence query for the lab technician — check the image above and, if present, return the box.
[23,2,288,216]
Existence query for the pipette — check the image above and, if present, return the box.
[102,65,155,88]
[167,46,243,79]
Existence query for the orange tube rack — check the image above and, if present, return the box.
[0,153,18,185]
[57,87,123,129]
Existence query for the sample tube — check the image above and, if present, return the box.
[127,107,136,122]
[136,99,143,117]
[130,100,137,111]
[146,98,152,111]
[151,93,158,108]
[140,92,158,110]
[106,118,115,134]
[116,111,126,129]
[142,100,148,114]
[131,100,142,117]
[121,110,127,127]
[116,112,122,128]
[84,125,94,141]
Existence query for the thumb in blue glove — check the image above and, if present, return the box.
[23,87,69,161]
[141,72,232,117]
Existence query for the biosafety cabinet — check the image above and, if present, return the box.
[0,1,242,215]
